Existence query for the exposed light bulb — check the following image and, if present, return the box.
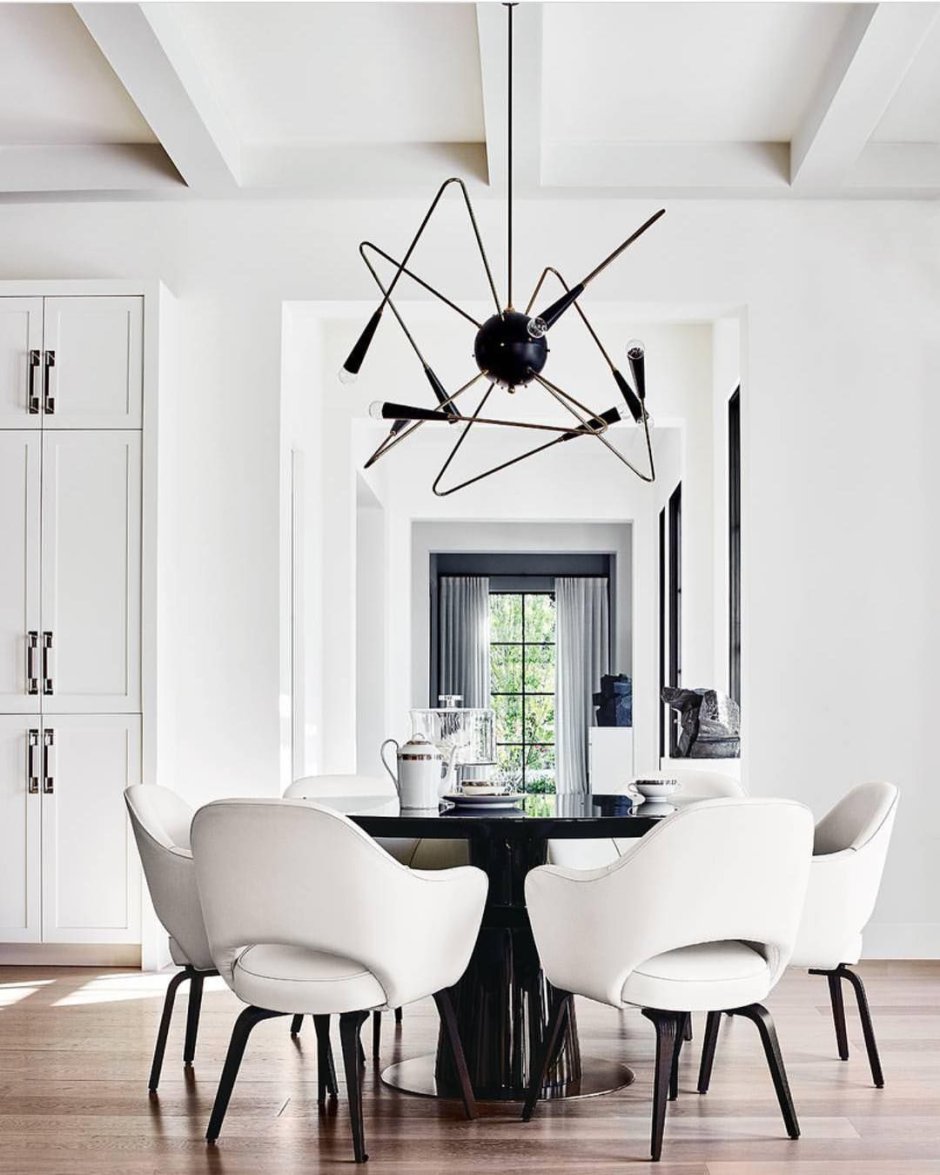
[526,316,548,340]
[626,338,645,361]
[338,366,359,385]
[368,401,386,421]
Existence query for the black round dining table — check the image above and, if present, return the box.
[345,792,662,1103]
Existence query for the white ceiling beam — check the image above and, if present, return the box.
[476,3,542,190]
[542,141,789,194]
[75,2,241,193]
[0,144,181,194]
[790,2,939,189]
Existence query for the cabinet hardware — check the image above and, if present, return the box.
[26,631,39,695]
[27,729,40,794]
[43,350,55,414]
[42,728,55,794]
[28,350,41,414]
[42,631,54,695]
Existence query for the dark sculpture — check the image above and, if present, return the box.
[594,674,633,727]
[662,687,740,758]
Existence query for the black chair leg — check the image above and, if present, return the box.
[811,967,850,1061]
[149,968,190,1093]
[642,1009,683,1162]
[697,1011,723,1094]
[183,971,205,1065]
[433,989,478,1121]
[290,1014,304,1036]
[372,1010,382,1060]
[683,1014,693,1042]
[340,1011,370,1163]
[313,1014,338,1104]
[206,1006,283,1142]
[668,1013,689,1100]
[521,989,572,1122]
[839,965,884,1088]
[394,1006,403,1024]
[731,1003,799,1139]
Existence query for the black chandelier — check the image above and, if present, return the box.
[340,3,663,495]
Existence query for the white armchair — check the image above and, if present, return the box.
[125,784,334,1093]
[523,797,813,1162]
[191,797,488,1163]
[792,782,899,1086]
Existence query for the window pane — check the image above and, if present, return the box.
[524,593,555,642]
[490,594,522,642]
[525,695,555,745]
[492,693,522,743]
[495,745,523,790]
[490,645,522,694]
[524,644,555,693]
[525,745,555,794]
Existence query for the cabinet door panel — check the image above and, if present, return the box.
[0,298,43,428]
[41,432,141,713]
[0,433,41,712]
[41,297,142,428]
[41,716,141,943]
[0,717,42,942]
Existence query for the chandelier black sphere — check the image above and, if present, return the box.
[473,311,548,389]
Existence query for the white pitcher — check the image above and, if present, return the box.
[380,733,452,809]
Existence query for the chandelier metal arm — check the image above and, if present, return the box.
[534,373,655,483]
[358,243,434,369]
[363,374,486,470]
[360,242,482,329]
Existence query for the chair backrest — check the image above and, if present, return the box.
[284,773,395,800]
[191,798,485,1006]
[528,798,813,1007]
[124,785,213,970]
[792,782,899,968]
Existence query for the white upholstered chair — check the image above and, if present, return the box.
[192,798,487,1163]
[284,772,470,1056]
[547,767,745,870]
[523,797,814,1162]
[126,784,332,1092]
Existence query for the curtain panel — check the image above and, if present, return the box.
[556,577,610,795]
[439,576,491,708]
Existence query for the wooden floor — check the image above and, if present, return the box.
[0,962,938,1174]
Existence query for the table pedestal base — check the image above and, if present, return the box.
[381,1054,634,1102]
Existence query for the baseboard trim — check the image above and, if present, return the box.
[0,943,141,967]
[863,923,940,960]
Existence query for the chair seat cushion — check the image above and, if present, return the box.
[232,944,387,1014]
[621,941,772,1012]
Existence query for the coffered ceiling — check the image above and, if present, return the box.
[1,2,938,199]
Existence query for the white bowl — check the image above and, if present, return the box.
[633,779,680,802]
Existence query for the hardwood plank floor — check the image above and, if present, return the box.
[0,962,937,1173]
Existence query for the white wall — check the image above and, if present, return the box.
[0,197,937,954]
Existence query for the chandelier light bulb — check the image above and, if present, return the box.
[626,338,645,361]
[526,316,548,340]
[338,366,358,386]
[368,400,386,421]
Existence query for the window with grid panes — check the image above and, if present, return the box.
[489,592,556,793]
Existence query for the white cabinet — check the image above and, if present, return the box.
[41,716,141,943]
[0,717,42,942]
[0,298,43,427]
[42,297,143,429]
[41,432,141,713]
[0,434,41,712]
[0,295,142,429]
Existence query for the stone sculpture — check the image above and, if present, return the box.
[661,687,740,758]
[594,674,633,727]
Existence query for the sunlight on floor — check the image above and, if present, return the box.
[0,978,54,1007]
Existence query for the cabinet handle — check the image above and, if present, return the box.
[42,728,55,795]
[28,350,41,414]
[42,631,54,695]
[43,350,55,414]
[26,631,39,695]
[27,729,40,795]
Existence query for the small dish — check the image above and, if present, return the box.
[443,791,524,809]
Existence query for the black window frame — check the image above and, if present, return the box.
[728,387,741,705]
[667,482,682,757]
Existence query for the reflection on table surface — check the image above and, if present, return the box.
[313,792,652,821]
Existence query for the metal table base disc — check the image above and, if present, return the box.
[381,1054,635,1103]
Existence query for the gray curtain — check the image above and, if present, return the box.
[439,576,491,707]
[556,577,610,795]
